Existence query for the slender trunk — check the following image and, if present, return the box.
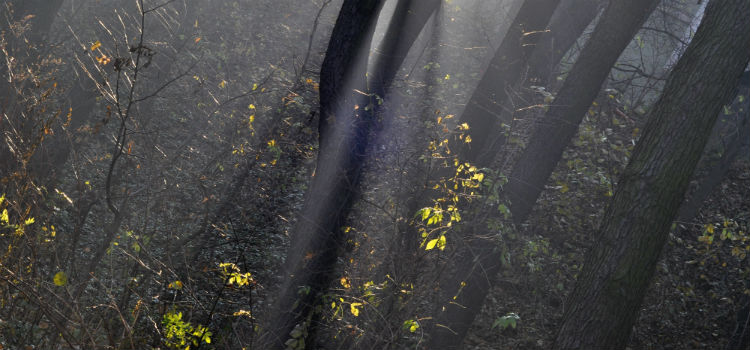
[369,0,440,99]
[426,1,565,348]
[263,1,385,348]
[526,0,605,87]
[506,0,659,225]
[482,0,606,163]
[458,0,560,167]
[554,0,750,347]
[677,92,749,223]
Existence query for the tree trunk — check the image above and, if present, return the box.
[369,0,440,99]
[458,0,560,167]
[262,1,385,348]
[482,0,605,162]
[526,0,605,87]
[554,0,750,347]
[676,91,749,223]
[506,0,659,225]
[426,2,569,348]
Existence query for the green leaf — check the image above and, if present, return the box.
[492,313,520,330]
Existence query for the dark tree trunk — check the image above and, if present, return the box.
[458,0,560,167]
[482,0,605,161]
[526,0,605,87]
[677,89,750,223]
[727,295,750,350]
[426,2,566,348]
[369,0,440,99]
[554,0,750,348]
[262,1,385,348]
[506,0,659,225]
[316,0,385,146]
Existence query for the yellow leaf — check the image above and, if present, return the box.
[425,238,439,251]
[218,80,227,89]
[169,280,184,290]
[248,104,256,109]
[706,224,714,234]
[340,277,351,289]
[252,83,258,91]
[90,40,102,51]
[0,209,8,225]
[437,235,447,251]
[233,309,252,317]
[53,271,68,286]
[24,217,34,225]
[350,302,362,317]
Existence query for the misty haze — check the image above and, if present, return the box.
[0,0,748,349]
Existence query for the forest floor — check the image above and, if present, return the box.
[463,114,750,349]
[467,154,750,350]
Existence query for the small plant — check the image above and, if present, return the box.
[162,308,212,349]
[491,312,520,330]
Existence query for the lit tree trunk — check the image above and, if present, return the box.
[554,0,750,347]
[262,1,385,348]
[369,0,440,99]
[427,1,562,348]
[506,0,659,224]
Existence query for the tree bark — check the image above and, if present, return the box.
[262,1,385,348]
[369,0,440,99]
[506,0,659,225]
[526,0,605,87]
[554,0,750,347]
[457,0,561,167]
[676,92,749,223]
[426,2,568,348]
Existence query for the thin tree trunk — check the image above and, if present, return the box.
[554,0,750,347]
[677,90,749,223]
[457,0,560,167]
[426,1,565,348]
[262,1,385,348]
[506,0,659,225]
[526,0,605,87]
[369,0,440,99]
[483,0,606,163]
